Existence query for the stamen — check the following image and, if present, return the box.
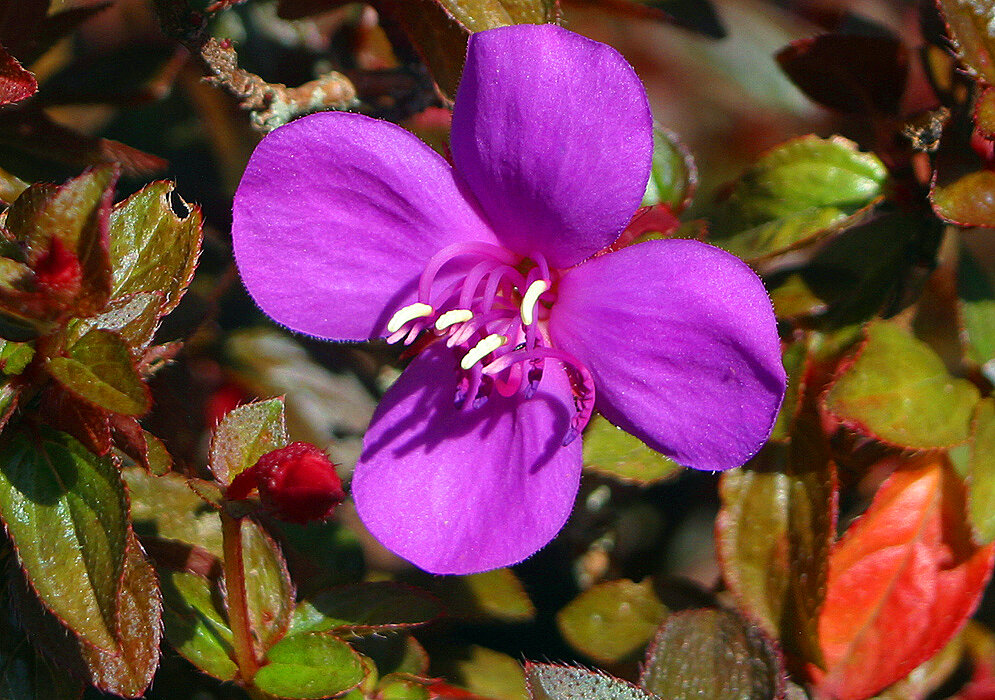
[387,302,433,333]
[520,279,550,326]
[460,333,508,370]
[435,309,473,331]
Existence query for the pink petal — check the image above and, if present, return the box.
[352,342,582,574]
[549,239,785,470]
[233,111,498,341]
[450,24,653,269]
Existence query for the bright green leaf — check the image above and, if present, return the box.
[242,520,294,650]
[378,675,431,700]
[825,321,980,448]
[769,340,807,441]
[108,180,202,316]
[47,329,150,415]
[0,429,129,651]
[254,632,364,699]
[0,339,33,375]
[710,135,887,260]
[639,609,785,699]
[453,646,528,700]
[434,568,535,622]
[159,569,237,681]
[583,415,682,485]
[556,579,667,663]
[125,468,223,558]
[526,663,656,700]
[958,249,995,377]
[642,124,695,212]
[968,399,995,543]
[209,397,287,484]
[291,582,444,635]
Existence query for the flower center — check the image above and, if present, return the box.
[385,242,593,445]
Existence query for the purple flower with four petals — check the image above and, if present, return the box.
[232,24,786,574]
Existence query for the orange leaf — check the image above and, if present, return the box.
[812,455,995,700]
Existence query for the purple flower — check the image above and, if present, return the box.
[232,24,786,574]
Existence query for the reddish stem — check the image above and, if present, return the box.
[220,512,260,682]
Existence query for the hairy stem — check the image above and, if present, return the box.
[221,512,260,682]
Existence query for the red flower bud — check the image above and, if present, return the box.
[227,442,346,523]
[34,237,82,296]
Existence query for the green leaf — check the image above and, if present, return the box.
[108,180,202,316]
[556,578,667,663]
[433,0,557,30]
[433,568,535,622]
[125,468,223,558]
[241,520,294,650]
[47,329,150,415]
[932,171,995,228]
[639,609,785,699]
[66,292,162,352]
[0,338,34,375]
[378,675,431,700]
[0,626,84,700]
[717,395,836,666]
[967,399,995,543]
[582,415,683,484]
[525,663,657,700]
[710,135,887,260]
[825,320,980,448]
[5,166,115,315]
[0,429,129,651]
[936,0,995,83]
[254,632,365,699]
[642,124,695,212]
[768,340,807,442]
[452,646,528,700]
[290,582,444,635]
[159,569,237,681]
[209,397,287,484]
[78,538,162,698]
[958,249,995,377]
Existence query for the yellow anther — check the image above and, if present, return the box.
[387,302,433,333]
[435,308,473,331]
[460,334,508,370]
[520,279,550,326]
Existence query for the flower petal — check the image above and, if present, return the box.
[233,111,497,341]
[549,240,785,470]
[352,342,582,574]
[450,24,653,269]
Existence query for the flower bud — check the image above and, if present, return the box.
[227,442,345,523]
[34,237,82,297]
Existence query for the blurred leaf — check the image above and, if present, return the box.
[67,292,162,352]
[159,568,237,681]
[0,616,84,700]
[933,171,995,228]
[209,397,287,484]
[525,662,657,700]
[825,320,979,448]
[582,415,682,485]
[768,273,827,319]
[378,675,432,700]
[710,135,887,260]
[433,0,557,27]
[639,608,786,699]
[291,582,444,635]
[958,249,995,375]
[434,568,535,622]
[642,124,696,212]
[718,392,836,666]
[0,429,128,651]
[561,0,725,37]
[0,0,111,66]
[0,107,165,183]
[125,468,223,557]
[967,399,995,543]
[872,630,964,700]
[240,519,294,651]
[108,180,202,316]
[0,45,36,105]
[812,455,995,700]
[254,632,365,699]
[268,518,365,592]
[937,0,995,83]
[110,415,172,476]
[776,34,908,114]
[556,578,667,663]
[37,43,177,107]
[955,622,995,699]
[0,338,33,375]
[977,86,995,137]
[769,340,807,441]
[453,646,528,700]
[48,329,150,416]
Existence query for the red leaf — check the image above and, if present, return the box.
[0,44,36,105]
[811,455,995,700]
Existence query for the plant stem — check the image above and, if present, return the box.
[220,512,260,682]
